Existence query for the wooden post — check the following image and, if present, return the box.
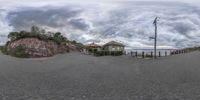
[142,52,145,58]
[93,49,94,56]
[159,51,161,57]
[135,51,138,58]
[153,17,158,59]
[131,51,133,57]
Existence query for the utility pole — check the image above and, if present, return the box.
[153,17,158,59]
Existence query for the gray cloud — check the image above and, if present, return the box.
[0,1,200,48]
[68,19,90,31]
[172,22,196,37]
[7,7,82,31]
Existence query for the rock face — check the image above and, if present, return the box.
[7,38,69,57]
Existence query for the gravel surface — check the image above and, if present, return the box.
[0,51,200,100]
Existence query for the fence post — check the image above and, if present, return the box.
[159,51,161,57]
[135,51,138,58]
[131,51,133,57]
[151,52,153,58]
[142,51,145,58]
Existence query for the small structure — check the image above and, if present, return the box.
[103,41,125,52]
[83,43,102,54]
[83,41,125,56]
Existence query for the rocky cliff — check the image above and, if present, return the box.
[6,38,70,58]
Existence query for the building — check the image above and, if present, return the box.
[103,41,125,52]
[83,42,102,54]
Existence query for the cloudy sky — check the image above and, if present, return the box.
[0,0,200,49]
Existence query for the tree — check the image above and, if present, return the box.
[31,25,40,34]
[8,26,69,45]
[53,32,65,44]
[18,31,29,39]
[8,32,19,41]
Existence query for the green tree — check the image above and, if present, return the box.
[8,32,19,41]
[53,32,67,44]
[31,25,40,34]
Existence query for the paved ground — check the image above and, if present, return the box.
[0,51,200,100]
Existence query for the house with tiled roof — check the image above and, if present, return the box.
[83,42,102,54]
[103,41,125,52]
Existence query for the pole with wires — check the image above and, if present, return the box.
[153,17,158,59]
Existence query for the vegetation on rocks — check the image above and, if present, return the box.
[8,26,68,44]
[0,46,8,55]
[1,26,84,58]
[10,46,29,58]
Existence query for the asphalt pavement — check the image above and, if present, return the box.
[0,51,200,100]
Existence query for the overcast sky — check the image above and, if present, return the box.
[0,0,200,49]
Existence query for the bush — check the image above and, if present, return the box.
[8,26,68,45]
[110,51,123,56]
[94,51,124,56]
[0,46,8,55]
[145,54,153,58]
[10,46,29,58]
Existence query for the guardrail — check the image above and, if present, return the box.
[128,49,188,58]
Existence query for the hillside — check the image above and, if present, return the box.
[1,26,84,58]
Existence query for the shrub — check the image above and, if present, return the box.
[8,26,68,45]
[88,49,93,53]
[145,54,153,58]
[10,46,29,58]
[0,46,8,55]
[95,51,104,56]
[94,51,124,56]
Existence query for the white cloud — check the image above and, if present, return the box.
[0,0,200,9]
[0,10,13,44]
[0,1,200,48]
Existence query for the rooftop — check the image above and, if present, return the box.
[104,41,125,47]
[85,43,101,48]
